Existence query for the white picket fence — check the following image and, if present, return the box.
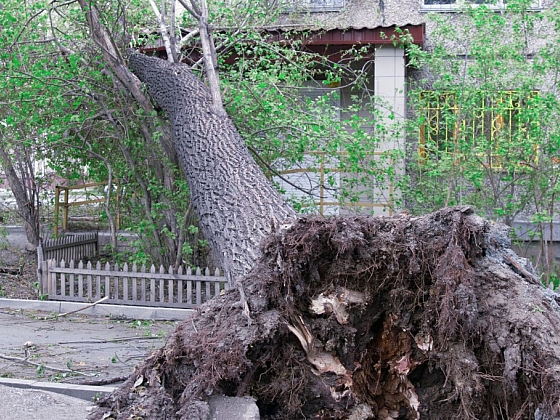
[39,259,228,308]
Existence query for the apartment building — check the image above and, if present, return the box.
[270,0,552,221]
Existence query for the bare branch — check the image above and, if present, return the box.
[8,8,47,49]
[169,0,179,62]
[0,353,97,377]
[148,0,176,63]
[176,0,201,19]
[196,0,226,115]
[178,28,200,49]
[247,144,315,196]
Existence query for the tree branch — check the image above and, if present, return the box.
[148,0,176,63]
[186,0,226,115]
[247,144,314,196]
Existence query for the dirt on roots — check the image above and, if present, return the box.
[89,206,560,420]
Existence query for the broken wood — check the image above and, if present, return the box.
[78,375,129,386]
[0,353,97,377]
[0,267,21,275]
[57,336,162,345]
[49,296,109,319]
[88,207,560,420]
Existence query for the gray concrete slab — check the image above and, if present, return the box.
[0,378,115,401]
[209,395,260,420]
[0,304,261,419]
[0,308,178,383]
[5,226,29,249]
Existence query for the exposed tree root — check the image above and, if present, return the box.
[89,207,560,419]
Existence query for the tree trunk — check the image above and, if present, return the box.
[89,206,560,420]
[127,52,296,284]
[0,135,40,246]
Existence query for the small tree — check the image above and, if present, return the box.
[404,0,560,280]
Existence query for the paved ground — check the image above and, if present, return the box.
[0,384,92,420]
[0,307,179,420]
[0,305,260,419]
[5,226,30,249]
[0,308,179,383]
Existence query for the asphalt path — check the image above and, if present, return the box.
[0,308,177,383]
[5,226,29,249]
[0,308,177,420]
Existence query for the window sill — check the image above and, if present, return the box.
[281,8,344,13]
[420,5,543,13]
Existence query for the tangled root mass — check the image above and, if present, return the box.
[90,207,560,419]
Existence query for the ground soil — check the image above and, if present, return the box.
[0,308,178,385]
[0,246,39,300]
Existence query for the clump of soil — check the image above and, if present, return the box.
[89,207,560,420]
[0,246,38,299]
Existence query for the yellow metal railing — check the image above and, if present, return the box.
[275,151,395,216]
[418,90,539,168]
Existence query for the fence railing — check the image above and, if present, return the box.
[39,259,228,309]
[39,233,98,264]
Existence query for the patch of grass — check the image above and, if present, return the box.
[127,319,154,329]
[548,272,560,290]
[36,363,45,377]
[0,225,9,251]
[50,372,68,382]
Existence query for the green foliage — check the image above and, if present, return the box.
[36,363,45,377]
[403,0,560,277]
[548,271,560,290]
[2,0,403,269]
[220,29,401,214]
[0,226,8,251]
[0,0,195,266]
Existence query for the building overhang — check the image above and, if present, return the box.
[265,24,424,47]
[140,24,424,64]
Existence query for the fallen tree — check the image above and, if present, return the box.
[90,206,560,420]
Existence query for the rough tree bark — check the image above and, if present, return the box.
[75,0,218,267]
[0,133,41,246]
[89,207,560,419]
[127,52,296,284]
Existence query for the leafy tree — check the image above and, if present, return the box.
[0,0,194,264]
[403,0,560,279]
[1,0,400,265]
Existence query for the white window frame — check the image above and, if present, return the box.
[282,0,345,13]
[420,0,542,12]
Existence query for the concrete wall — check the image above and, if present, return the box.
[278,0,423,28]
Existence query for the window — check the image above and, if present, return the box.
[421,0,542,11]
[282,0,344,12]
[418,91,539,168]
[273,85,342,215]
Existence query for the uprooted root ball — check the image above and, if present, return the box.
[89,206,560,420]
